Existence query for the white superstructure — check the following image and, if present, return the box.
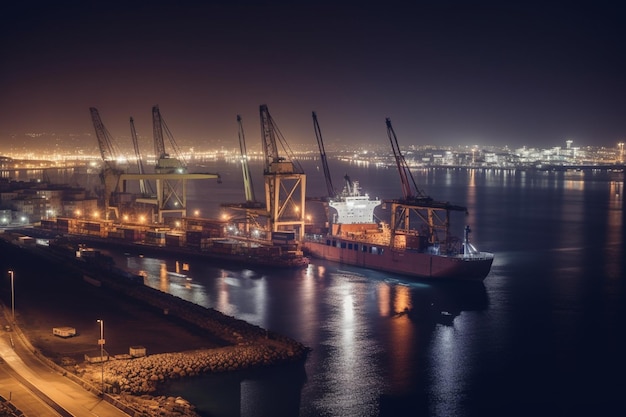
[329,177,381,224]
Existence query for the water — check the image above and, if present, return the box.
[81,161,626,416]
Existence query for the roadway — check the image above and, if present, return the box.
[0,317,130,417]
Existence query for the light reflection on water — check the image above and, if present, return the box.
[109,249,489,417]
[97,164,623,417]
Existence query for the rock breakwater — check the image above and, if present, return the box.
[85,341,302,395]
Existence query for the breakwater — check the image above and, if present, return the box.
[85,342,303,395]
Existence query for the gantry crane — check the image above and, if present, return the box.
[89,107,125,220]
[385,117,467,248]
[120,106,220,223]
[260,104,307,240]
[151,105,189,221]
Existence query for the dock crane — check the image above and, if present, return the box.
[89,107,124,220]
[152,105,188,221]
[385,117,467,249]
[152,104,186,168]
[259,104,307,240]
[120,106,220,223]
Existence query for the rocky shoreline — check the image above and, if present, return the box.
[82,342,303,395]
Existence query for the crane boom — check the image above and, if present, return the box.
[258,104,307,240]
[152,105,186,168]
[259,104,281,172]
[312,111,336,199]
[259,104,303,174]
[89,107,123,220]
[90,107,119,164]
[152,105,167,159]
[386,117,427,201]
[130,117,152,195]
[237,115,256,203]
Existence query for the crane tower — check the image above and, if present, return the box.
[89,107,125,220]
[259,104,307,240]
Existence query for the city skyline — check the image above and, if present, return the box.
[1,1,625,149]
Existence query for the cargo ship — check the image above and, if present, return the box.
[303,118,494,281]
[303,218,494,281]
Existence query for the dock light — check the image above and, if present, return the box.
[123,214,129,222]
[8,270,14,323]
[92,211,99,219]
[97,319,105,394]
[75,209,81,218]
[194,210,200,217]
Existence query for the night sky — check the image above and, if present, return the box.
[1,0,625,150]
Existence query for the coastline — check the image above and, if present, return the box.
[0,235,309,416]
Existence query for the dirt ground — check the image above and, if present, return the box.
[0,241,225,365]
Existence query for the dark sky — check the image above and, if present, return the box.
[1,0,625,150]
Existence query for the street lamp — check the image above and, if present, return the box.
[8,270,14,323]
[97,319,105,395]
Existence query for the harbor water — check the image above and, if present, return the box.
[66,161,626,416]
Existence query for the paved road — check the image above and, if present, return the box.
[0,325,130,417]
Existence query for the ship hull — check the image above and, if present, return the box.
[303,239,494,281]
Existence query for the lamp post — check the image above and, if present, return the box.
[8,270,14,323]
[97,319,105,395]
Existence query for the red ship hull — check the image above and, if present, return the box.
[303,238,494,281]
